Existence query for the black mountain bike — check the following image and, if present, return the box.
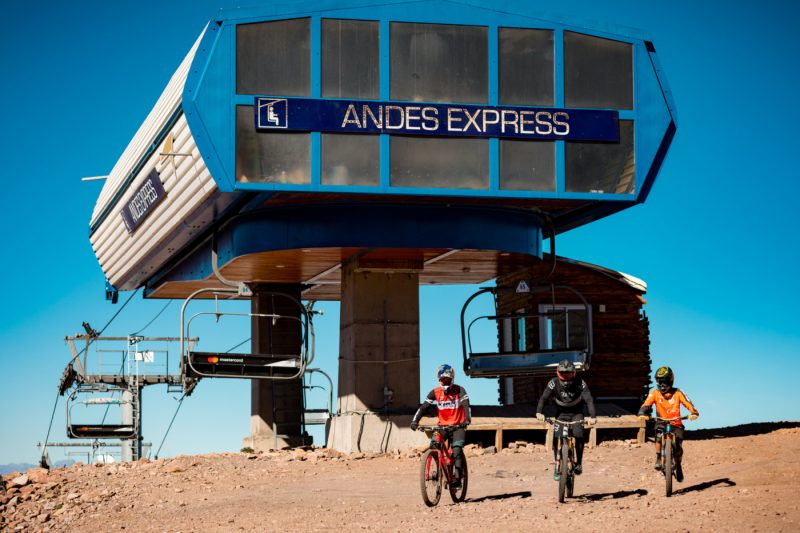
[547,418,588,503]
[417,424,468,507]
[649,415,690,497]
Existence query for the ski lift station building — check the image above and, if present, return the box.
[88,0,675,452]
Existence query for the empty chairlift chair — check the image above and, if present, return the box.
[180,288,314,385]
[461,285,593,378]
[66,388,137,440]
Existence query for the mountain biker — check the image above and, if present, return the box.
[535,359,596,481]
[637,365,699,483]
[410,364,471,488]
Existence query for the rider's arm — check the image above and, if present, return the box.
[580,381,596,418]
[535,380,554,415]
[637,390,656,416]
[677,390,699,416]
[460,387,472,425]
[411,389,437,426]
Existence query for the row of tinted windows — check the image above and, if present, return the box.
[236,106,634,193]
[237,19,633,109]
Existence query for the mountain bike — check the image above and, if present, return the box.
[417,424,468,506]
[649,415,691,497]
[546,418,590,503]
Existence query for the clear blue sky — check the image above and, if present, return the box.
[1,0,798,465]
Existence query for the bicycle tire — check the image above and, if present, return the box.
[664,437,673,497]
[566,446,575,498]
[558,443,569,503]
[420,449,442,507]
[449,453,468,503]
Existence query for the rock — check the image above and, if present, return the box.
[37,512,51,524]
[350,452,366,460]
[8,496,19,507]
[163,462,187,474]
[9,475,29,488]
[484,446,497,455]
[66,492,80,501]
[26,468,49,484]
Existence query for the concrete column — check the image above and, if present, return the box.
[328,259,428,452]
[243,284,308,451]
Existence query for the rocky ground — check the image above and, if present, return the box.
[2,423,799,532]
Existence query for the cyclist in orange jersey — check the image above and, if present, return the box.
[411,364,471,488]
[638,366,699,482]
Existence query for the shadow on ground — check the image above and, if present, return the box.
[673,478,736,495]
[467,491,532,503]
[576,488,648,501]
[686,421,800,440]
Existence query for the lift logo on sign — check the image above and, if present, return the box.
[119,170,166,234]
[256,98,288,129]
[255,97,618,141]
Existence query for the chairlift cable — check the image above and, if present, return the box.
[131,300,172,335]
[42,288,140,467]
[154,393,187,459]
[225,337,251,353]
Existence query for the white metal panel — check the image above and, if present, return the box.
[90,113,220,289]
[90,28,206,227]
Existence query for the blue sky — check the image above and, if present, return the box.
[1,0,798,465]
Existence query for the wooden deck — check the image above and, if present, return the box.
[422,403,644,450]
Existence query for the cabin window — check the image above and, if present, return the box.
[499,28,554,106]
[236,106,310,184]
[499,139,555,191]
[321,133,380,186]
[237,18,310,96]
[390,22,488,103]
[564,31,633,110]
[322,19,379,99]
[390,136,488,189]
[538,304,590,351]
[565,120,634,193]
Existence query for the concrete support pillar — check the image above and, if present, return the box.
[243,284,307,451]
[328,259,428,452]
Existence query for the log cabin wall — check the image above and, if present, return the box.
[496,257,651,412]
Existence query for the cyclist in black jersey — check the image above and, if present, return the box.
[535,359,596,481]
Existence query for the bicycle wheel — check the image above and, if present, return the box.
[664,437,673,497]
[558,443,569,503]
[420,449,442,507]
[449,453,468,503]
[566,447,575,498]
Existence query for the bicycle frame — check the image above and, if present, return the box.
[425,426,459,484]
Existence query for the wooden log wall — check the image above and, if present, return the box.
[496,257,652,411]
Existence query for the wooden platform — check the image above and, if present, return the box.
[422,403,644,450]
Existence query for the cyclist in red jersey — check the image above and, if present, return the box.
[411,364,471,488]
[638,365,699,482]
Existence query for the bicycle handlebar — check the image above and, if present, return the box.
[416,423,469,431]
[646,415,695,422]
[544,418,594,426]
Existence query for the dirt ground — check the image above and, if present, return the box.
[3,423,799,532]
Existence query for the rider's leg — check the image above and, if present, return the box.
[673,427,685,482]
[552,422,561,480]
[451,428,467,478]
[654,424,665,470]
[573,421,585,474]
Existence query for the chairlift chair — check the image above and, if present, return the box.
[66,387,137,440]
[461,285,593,378]
[180,288,314,387]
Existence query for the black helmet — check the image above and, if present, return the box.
[556,359,576,383]
[655,366,674,392]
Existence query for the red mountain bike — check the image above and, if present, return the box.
[417,424,468,506]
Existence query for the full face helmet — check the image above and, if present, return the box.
[655,366,674,393]
[556,359,576,384]
[437,364,455,391]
